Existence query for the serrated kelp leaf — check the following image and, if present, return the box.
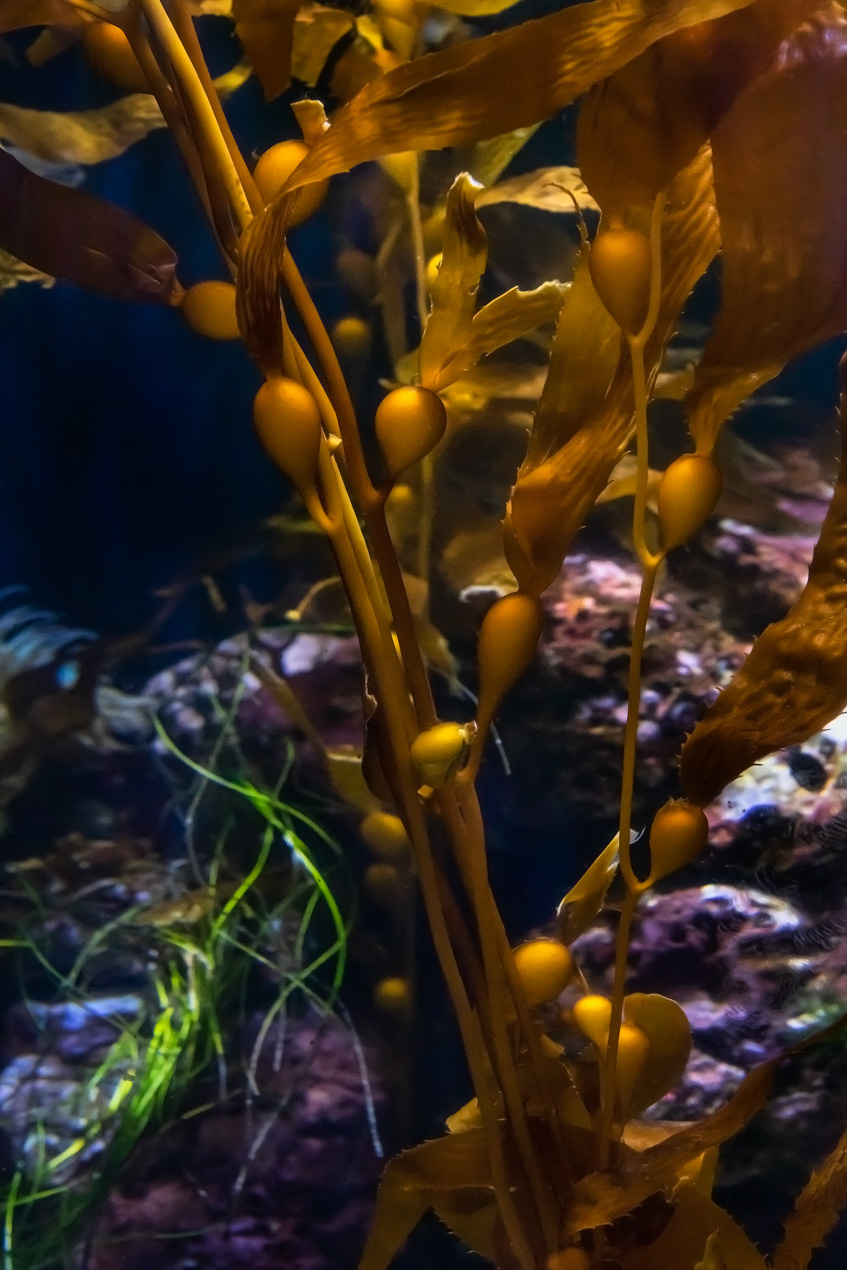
[522,249,621,472]
[772,1115,847,1270]
[419,173,487,390]
[556,833,619,945]
[0,246,53,292]
[624,993,692,1115]
[564,1057,778,1235]
[291,5,354,86]
[577,0,819,221]
[621,1183,767,1270]
[274,0,758,196]
[476,165,600,215]
[0,146,180,304]
[358,1130,492,1270]
[686,5,847,453]
[681,360,847,808]
[430,282,568,392]
[233,0,302,99]
[507,145,718,593]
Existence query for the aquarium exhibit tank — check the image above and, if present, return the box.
[4,0,847,1268]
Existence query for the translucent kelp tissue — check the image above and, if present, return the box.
[5,0,847,1268]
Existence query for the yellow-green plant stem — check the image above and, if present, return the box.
[597,191,666,1168]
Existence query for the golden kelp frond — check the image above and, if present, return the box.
[773,1116,847,1270]
[274,0,758,197]
[469,127,540,188]
[0,96,167,165]
[358,1129,498,1270]
[233,0,302,100]
[577,0,820,223]
[556,833,619,945]
[617,1183,768,1270]
[434,0,521,15]
[564,1057,779,1236]
[685,3,847,454]
[475,165,600,216]
[522,251,621,472]
[506,145,719,595]
[291,5,354,87]
[237,191,294,372]
[680,357,847,809]
[0,246,53,292]
[419,173,487,390]
[0,145,180,303]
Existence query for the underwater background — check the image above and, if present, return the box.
[3,5,847,1270]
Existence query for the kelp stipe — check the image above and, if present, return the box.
[5,0,847,1266]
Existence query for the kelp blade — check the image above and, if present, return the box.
[0,147,180,304]
[274,0,758,196]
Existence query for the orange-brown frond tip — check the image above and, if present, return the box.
[253,377,322,495]
[181,281,240,341]
[657,454,722,551]
[572,994,612,1049]
[647,799,709,883]
[375,386,447,481]
[513,938,574,1007]
[409,721,473,789]
[588,225,652,336]
[360,810,411,860]
[253,140,329,224]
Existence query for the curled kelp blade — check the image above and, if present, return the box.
[618,1183,768,1270]
[358,1129,496,1270]
[576,0,820,224]
[685,4,847,454]
[419,173,487,391]
[0,146,180,304]
[556,833,619,946]
[272,0,758,198]
[506,145,719,595]
[773,1115,847,1270]
[563,1057,779,1236]
[291,6,354,87]
[419,169,568,389]
[476,165,600,216]
[680,354,847,808]
[623,993,692,1117]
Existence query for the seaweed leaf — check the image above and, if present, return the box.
[772,1115,847,1270]
[680,354,847,809]
[358,1130,494,1270]
[564,1056,779,1236]
[620,1183,767,1270]
[624,993,692,1116]
[291,5,354,86]
[0,146,180,304]
[274,0,758,195]
[506,144,718,594]
[233,0,303,99]
[685,4,847,453]
[556,833,619,945]
[475,166,600,215]
[418,173,487,390]
[576,0,820,221]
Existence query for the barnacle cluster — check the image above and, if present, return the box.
[5,0,847,1267]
